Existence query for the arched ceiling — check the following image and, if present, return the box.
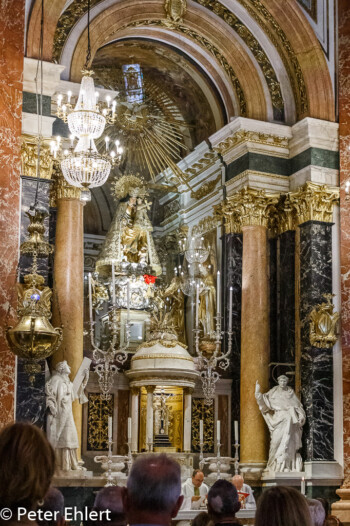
[25,0,335,234]
[27,0,335,125]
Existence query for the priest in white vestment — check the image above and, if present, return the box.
[181,469,209,510]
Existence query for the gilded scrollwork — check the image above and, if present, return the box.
[192,216,220,237]
[235,0,308,117]
[191,398,214,452]
[214,130,289,157]
[87,393,114,451]
[165,0,187,23]
[190,173,221,200]
[21,137,53,180]
[309,294,339,349]
[288,182,339,225]
[193,0,284,114]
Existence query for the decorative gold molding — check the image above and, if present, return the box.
[309,294,339,349]
[193,0,284,113]
[50,162,81,206]
[185,152,218,179]
[235,0,308,117]
[218,187,279,231]
[132,351,192,361]
[214,130,289,158]
[120,19,247,116]
[21,136,53,180]
[165,0,187,23]
[190,173,221,200]
[192,215,220,237]
[214,200,242,234]
[288,182,339,225]
[269,193,297,235]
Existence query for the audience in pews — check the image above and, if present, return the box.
[90,486,126,526]
[37,487,66,526]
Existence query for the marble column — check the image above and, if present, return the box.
[279,230,296,367]
[241,224,270,468]
[0,0,25,426]
[222,232,242,423]
[219,188,278,471]
[289,183,338,467]
[51,174,84,455]
[146,386,155,451]
[183,388,192,453]
[131,387,139,453]
[333,1,350,518]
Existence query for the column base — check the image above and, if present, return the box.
[332,489,350,526]
[239,462,266,481]
[304,461,343,486]
[261,471,305,487]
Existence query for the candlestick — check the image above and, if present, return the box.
[301,476,306,496]
[217,420,221,443]
[108,416,113,440]
[199,419,204,443]
[128,417,132,441]
[234,420,239,443]
[196,284,199,329]
[88,273,93,322]
[111,261,116,306]
[228,286,233,331]
[217,271,221,316]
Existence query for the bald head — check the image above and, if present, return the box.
[232,475,244,491]
[126,454,182,513]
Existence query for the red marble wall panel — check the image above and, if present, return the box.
[0,0,25,426]
[339,0,350,488]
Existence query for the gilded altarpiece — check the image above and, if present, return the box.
[139,387,183,451]
[191,398,214,453]
[87,393,114,451]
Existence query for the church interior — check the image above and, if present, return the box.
[1,0,350,523]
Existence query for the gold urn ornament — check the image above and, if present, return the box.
[309,294,339,349]
[6,271,62,382]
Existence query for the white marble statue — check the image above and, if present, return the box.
[255,375,306,473]
[46,360,89,472]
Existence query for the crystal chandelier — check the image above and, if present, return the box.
[50,135,123,189]
[54,0,122,189]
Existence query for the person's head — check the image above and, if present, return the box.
[93,486,126,526]
[123,454,183,524]
[207,479,240,521]
[37,487,65,526]
[192,469,205,488]
[316,497,329,517]
[231,475,244,491]
[255,486,313,526]
[56,361,70,375]
[192,511,214,526]
[307,499,326,526]
[277,375,289,388]
[0,422,55,512]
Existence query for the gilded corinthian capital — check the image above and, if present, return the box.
[288,182,339,225]
[216,187,279,233]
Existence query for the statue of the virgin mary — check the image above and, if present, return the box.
[96,175,162,277]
